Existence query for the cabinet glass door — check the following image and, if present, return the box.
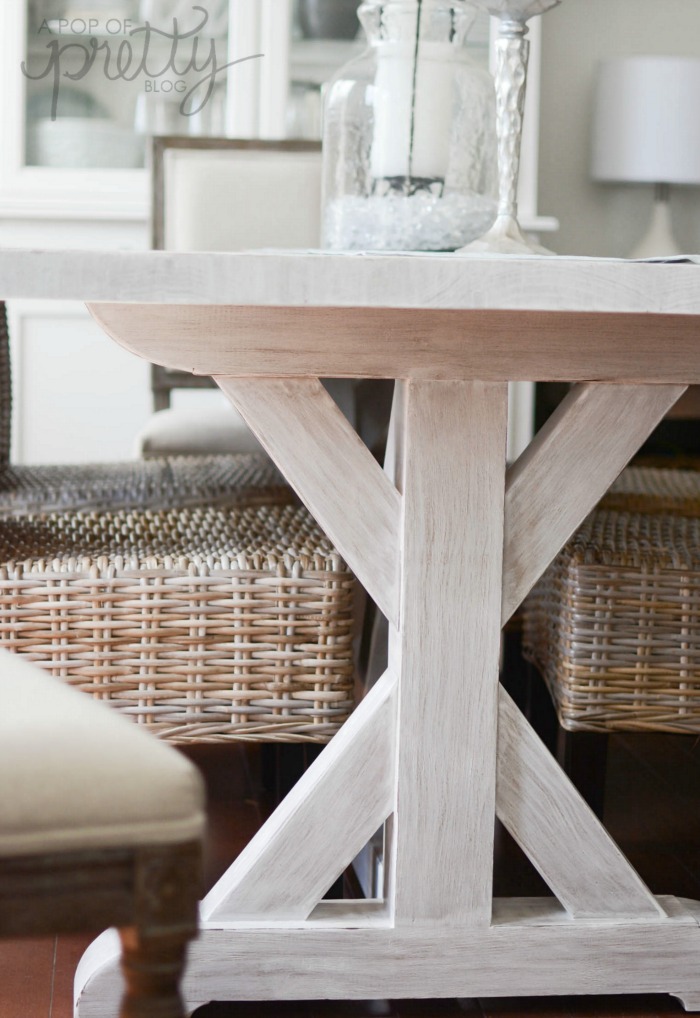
[23,0,229,169]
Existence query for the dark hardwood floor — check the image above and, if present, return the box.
[2,723,699,1018]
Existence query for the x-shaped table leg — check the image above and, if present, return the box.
[76,374,700,1015]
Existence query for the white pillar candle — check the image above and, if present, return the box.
[370,41,457,181]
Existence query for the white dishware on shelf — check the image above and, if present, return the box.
[27,116,144,168]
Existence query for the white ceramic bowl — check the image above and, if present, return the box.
[27,117,144,169]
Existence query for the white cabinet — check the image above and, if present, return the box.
[0,0,552,463]
[8,300,152,464]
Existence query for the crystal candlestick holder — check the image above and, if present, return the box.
[460,0,561,255]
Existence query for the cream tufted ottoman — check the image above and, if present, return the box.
[0,649,205,1018]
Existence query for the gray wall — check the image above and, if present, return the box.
[538,0,700,256]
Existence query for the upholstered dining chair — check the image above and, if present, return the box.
[136,137,326,459]
[0,648,204,1018]
[138,136,393,472]
[0,299,357,749]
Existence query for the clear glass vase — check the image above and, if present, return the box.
[321,0,498,251]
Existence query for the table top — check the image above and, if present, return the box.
[1,249,700,314]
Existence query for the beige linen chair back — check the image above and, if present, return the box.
[153,137,322,251]
[150,137,322,411]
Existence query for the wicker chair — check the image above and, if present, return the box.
[523,465,700,814]
[0,300,357,747]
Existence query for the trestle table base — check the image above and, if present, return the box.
[74,299,700,1015]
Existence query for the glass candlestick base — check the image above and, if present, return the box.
[458,0,561,255]
[461,214,553,255]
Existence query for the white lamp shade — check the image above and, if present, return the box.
[591,56,700,186]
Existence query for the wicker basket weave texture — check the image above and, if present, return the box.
[523,467,700,734]
[0,454,294,516]
[0,503,356,743]
[599,465,700,517]
[0,301,356,743]
[0,302,294,515]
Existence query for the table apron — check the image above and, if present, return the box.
[87,304,700,382]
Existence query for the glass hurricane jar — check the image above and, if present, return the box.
[321,0,498,251]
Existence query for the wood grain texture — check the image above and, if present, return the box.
[502,383,686,623]
[62,254,700,1014]
[306,901,391,924]
[71,896,700,1013]
[201,671,397,922]
[495,689,663,919]
[216,376,401,627]
[88,303,700,383]
[674,994,700,1013]
[6,250,700,314]
[657,903,700,1011]
[391,381,508,927]
[191,902,699,1000]
[383,382,405,491]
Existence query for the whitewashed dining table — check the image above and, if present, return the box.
[2,249,700,1016]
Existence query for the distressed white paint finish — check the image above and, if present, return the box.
[1,250,699,314]
[496,689,663,919]
[502,382,686,623]
[676,996,700,1013]
[203,671,397,922]
[306,900,390,924]
[89,302,700,383]
[383,382,405,491]
[58,255,700,1014]
[672,899,700,1011]
[185,916,699,1001]
[74,896,700,1015]
[391,381,508,927]
[216,376,401,627]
